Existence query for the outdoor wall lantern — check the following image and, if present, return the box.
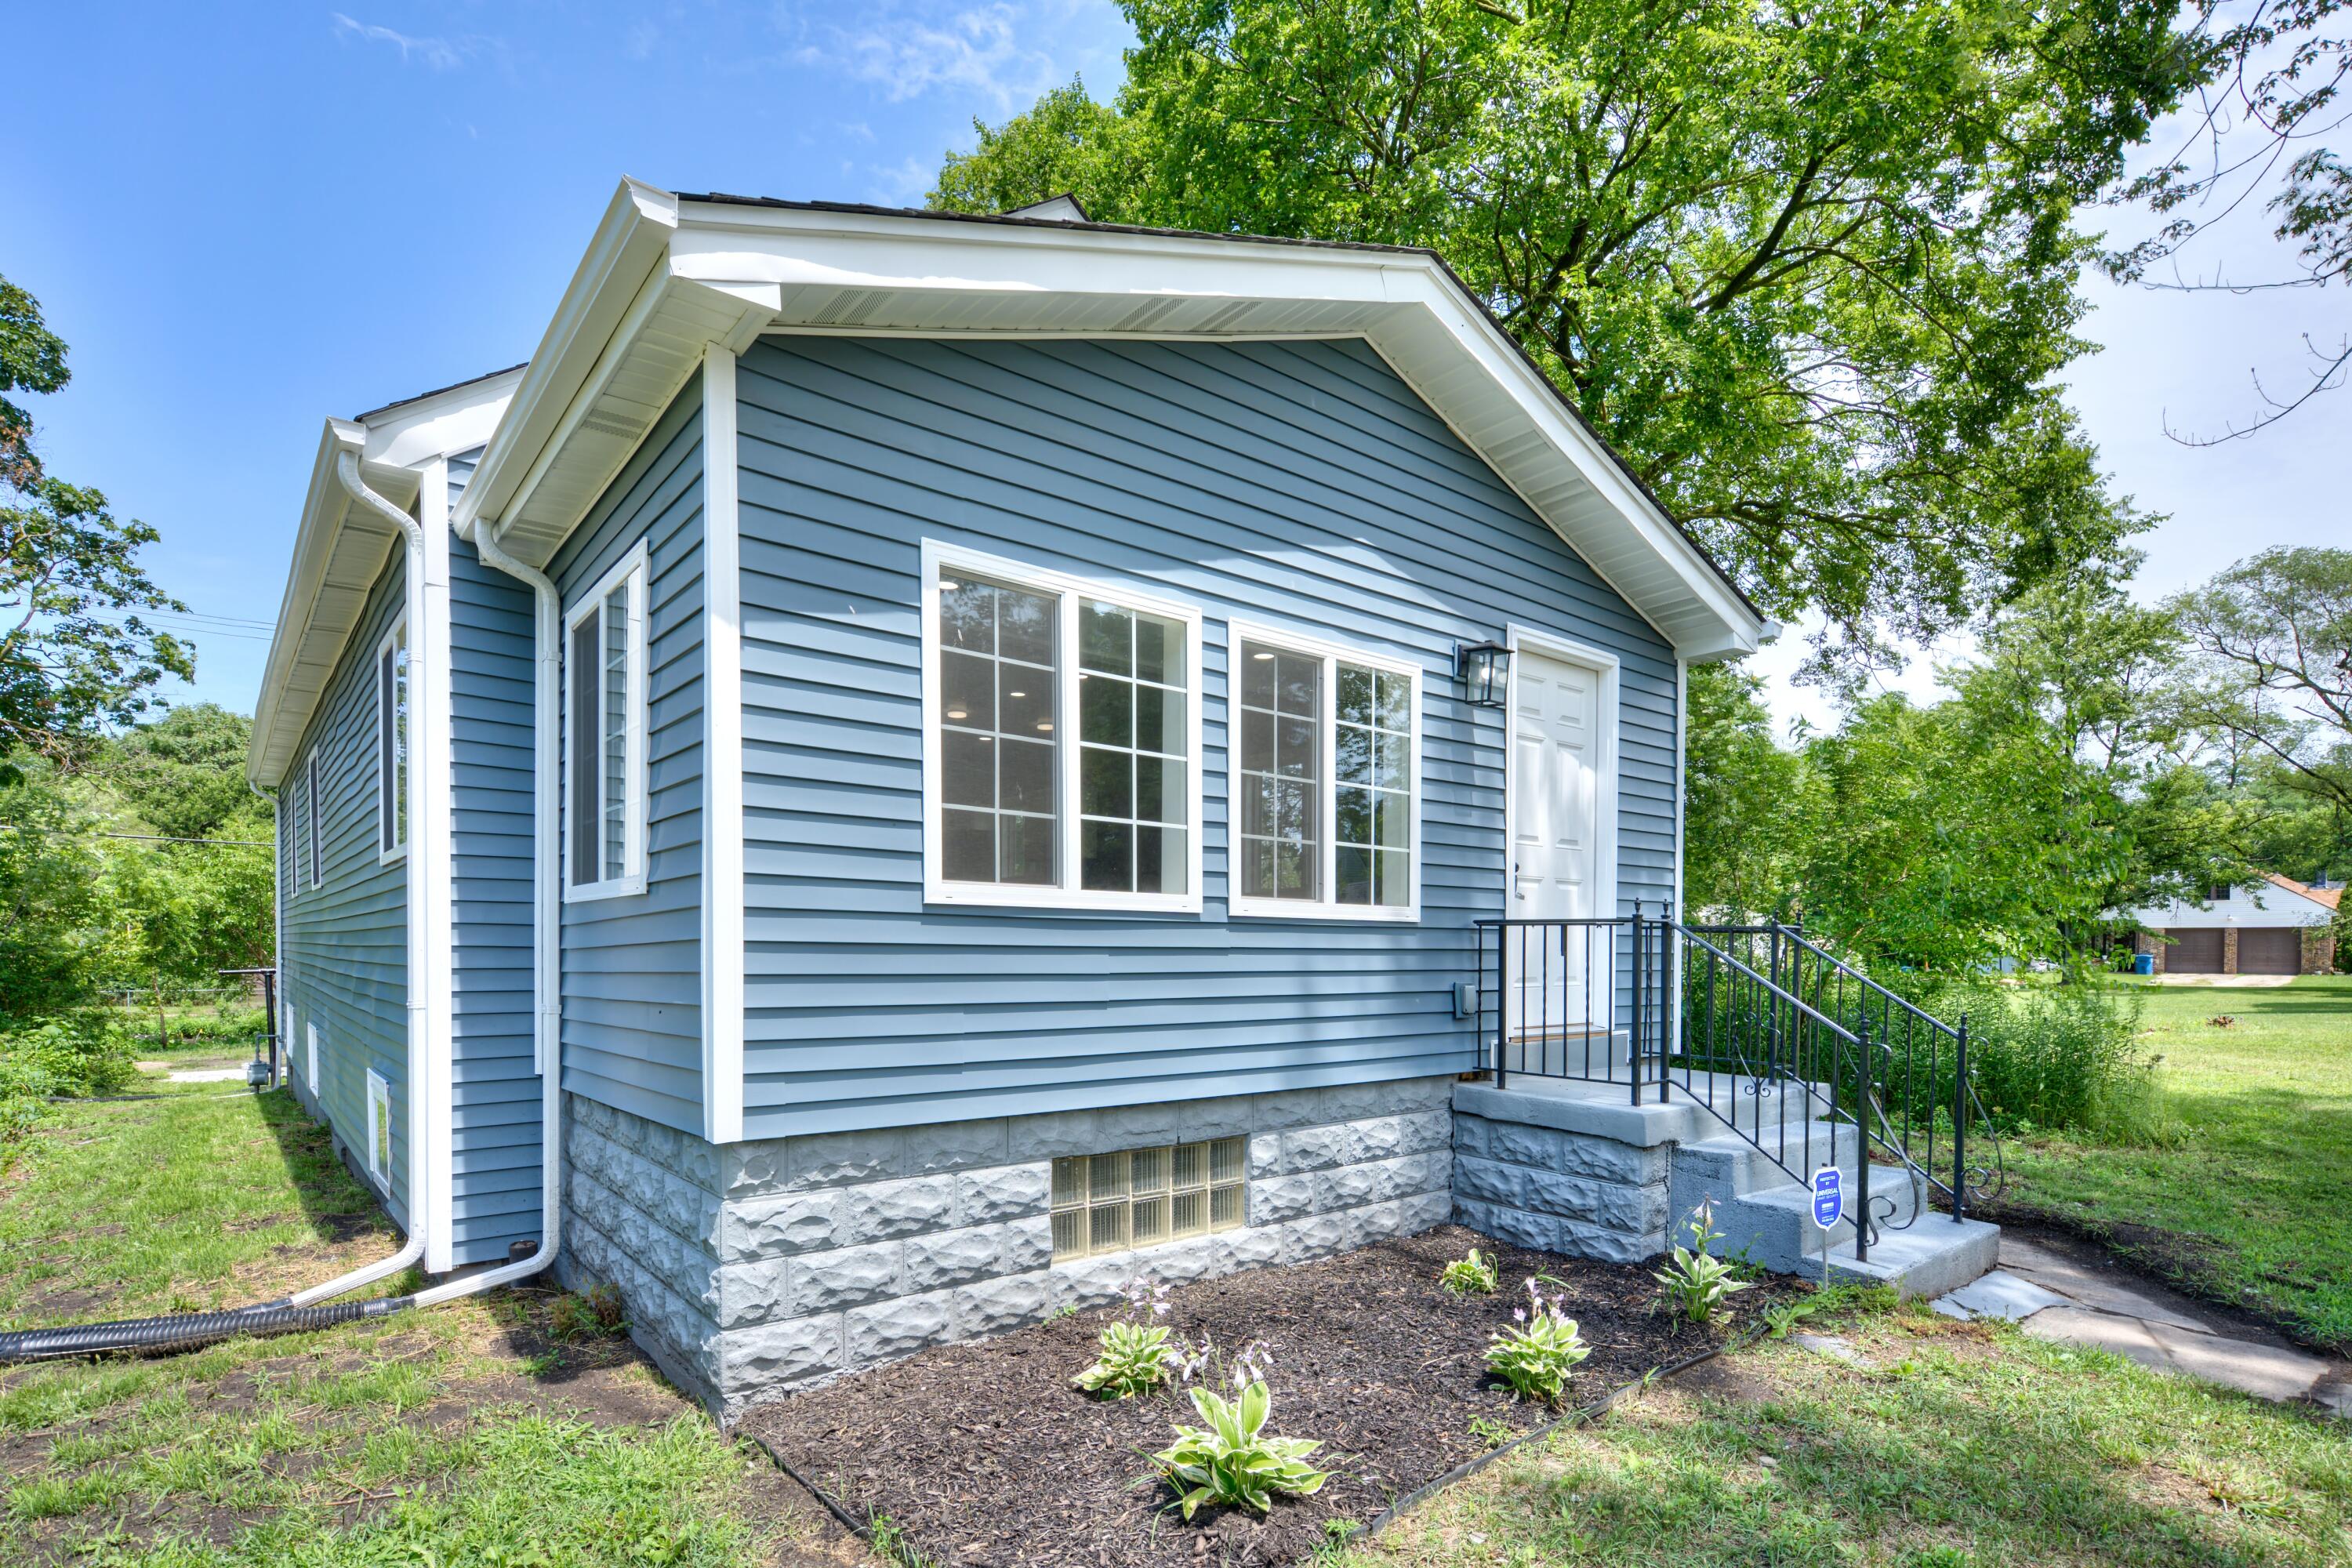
[1455,640,1511,708]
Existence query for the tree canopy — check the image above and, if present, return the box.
[931,0,2198,673]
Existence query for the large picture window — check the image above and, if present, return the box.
[565,544,648,899]
[924,543,1203,911]
[376,618,408,862]
[1231,624,1421,920]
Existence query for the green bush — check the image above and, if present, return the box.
[115,1004,267,1051]
[0,1012,137,1151]
[1919,981,2154,1138]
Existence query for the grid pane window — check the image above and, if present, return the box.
[938,573,1059,886]
[1050,1138,1246,1260]
[1079,600,1189,894]
[1335,664,1412,906]
[1236,643,1322,900]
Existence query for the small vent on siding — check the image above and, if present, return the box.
[1112,296,1185,334]
[1194,300,1258,335]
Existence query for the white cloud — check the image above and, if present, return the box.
[329,12,472,70]
[866,154,936,208]
[625,20,661,60]
[787,2,1084,113]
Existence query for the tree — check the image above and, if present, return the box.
[2111,0,2352,437]
[0,274,192,765]
[0,771,119,1015]
[933,1,2194,673]
[2171,547,2352,815]
[99,703,260,841]
[1681,663,1809,921]
[0,275,69,485]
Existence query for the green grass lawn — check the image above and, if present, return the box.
[0,1087,857,1566]
[1994,975,2352,1352]
[1348,1294,2352,1568]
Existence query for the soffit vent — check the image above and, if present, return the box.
[577,408,649,441]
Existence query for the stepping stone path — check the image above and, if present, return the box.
[1931,1234,2351,1417]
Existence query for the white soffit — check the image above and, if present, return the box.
[248,373,521,788]
[459,184,1762,661]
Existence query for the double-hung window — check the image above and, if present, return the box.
[376,618,408,862]
[565,543,648,899]
[924,543,1203,910]
[1229,624,1421,920]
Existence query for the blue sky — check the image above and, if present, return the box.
[6,2,2339,730]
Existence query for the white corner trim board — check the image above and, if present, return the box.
[701,345,747,1145]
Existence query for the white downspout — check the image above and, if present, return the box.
[412,514,564,1303]
[289,450,434,1304]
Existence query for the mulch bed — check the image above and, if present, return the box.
[742,1224,1800,1568]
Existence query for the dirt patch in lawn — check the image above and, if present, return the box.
[742,1225,1797,1568]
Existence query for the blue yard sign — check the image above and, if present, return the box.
[1813,1167,1843,1229]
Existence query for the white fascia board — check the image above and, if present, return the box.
[249,421,430,789]
[362,370,524,470]
[454,179,680,538]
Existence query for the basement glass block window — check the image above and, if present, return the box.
[1051,1137,1247,1260]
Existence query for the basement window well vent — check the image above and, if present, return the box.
[1051,1137,1245,1260]
[366,1069,391,1187]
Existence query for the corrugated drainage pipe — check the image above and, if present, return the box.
[0,1297,415,1364]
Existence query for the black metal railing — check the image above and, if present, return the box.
[1472,909,2004,1253]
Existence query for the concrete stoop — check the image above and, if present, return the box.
[1453,1075,1999,1299]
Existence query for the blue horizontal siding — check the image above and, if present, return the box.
[280,542,411,1224]
[731,336,1676,1140]
[446,532,545,1264]
[550,373,706,1136]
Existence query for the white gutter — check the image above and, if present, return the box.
[412,514,564,1301]
[289,450,434,1302]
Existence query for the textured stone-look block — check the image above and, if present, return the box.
[563,1077,1457,1419]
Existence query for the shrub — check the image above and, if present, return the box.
[1439,1247,1499,1296]
[1485,1279,1591,1403]
[1,1012,136,1152]
[551,1283,629,1340]
[1653,1200,1753,1325]
[1151,1379,1331,1519]
[1074,1320,1180,1399]
[1926,981,2153,1138]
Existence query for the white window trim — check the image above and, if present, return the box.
[376,615,409,866]
[365,1068,392,1186]
[304,750,321,891]
[920,539,1207,913]
[1225,619,1425,924]
[563,539,651,903]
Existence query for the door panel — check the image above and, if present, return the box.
[1508,648,1603,1032]
[2166,927,2223,973]
[2238,927,2301,975]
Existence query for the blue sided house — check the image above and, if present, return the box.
[250,183,1998,1420]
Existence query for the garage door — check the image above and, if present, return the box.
[2240,927,2302,975]
[2166,927,2223,973]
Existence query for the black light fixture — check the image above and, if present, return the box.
[1455,640,1510,708]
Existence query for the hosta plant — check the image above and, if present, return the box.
[1484,1279,1591,1404]
[1439,1247,1499,1296]
[1152,1379,1332,1519]
[1653,1200,1754,1325]
[1073,1319,1180,1398]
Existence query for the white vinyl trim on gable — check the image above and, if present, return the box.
[920,539,1208,915]
[451,183,1762,667]
[562,539,651,903]
[1502,623,1622,931]
[1224,620,1424,924]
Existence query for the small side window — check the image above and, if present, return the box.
[564,545,648,898]
[366,1069,392,1185]
[304,751,322,890]
[377,618,408,862]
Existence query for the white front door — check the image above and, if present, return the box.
[1508,647,1606,1037]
